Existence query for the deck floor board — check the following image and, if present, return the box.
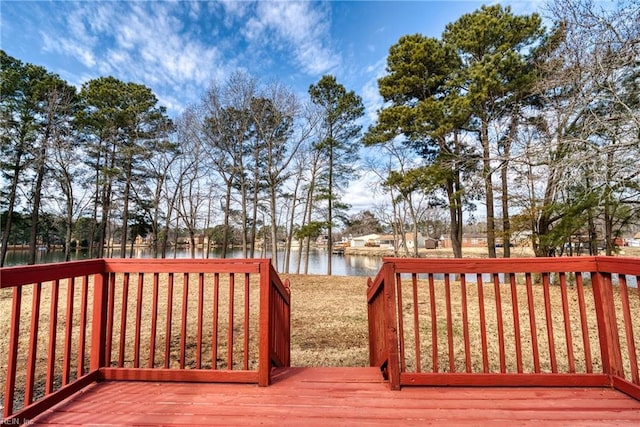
[31,367,640,426]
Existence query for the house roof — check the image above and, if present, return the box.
[350,234,380,241]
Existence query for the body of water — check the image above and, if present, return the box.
[3,247,384,277]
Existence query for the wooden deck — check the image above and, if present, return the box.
[29,367,640,426]
[2,257,639,425]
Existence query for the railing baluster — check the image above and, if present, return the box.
[460,275,471,373]
[244,273,250,371]
[46,279,60,395]
[212,273,220,369]
[228,273,235,370]
[428,273,438,373]
[118,273,130,367]
[180,273,189,369]
[4,286,22,418]
[105,273,116,367]
[493,273,506,373]
[149,273,159,368]
[618,275,639,384]
[411,273,422,373]
[476,273,489,373]
[77,275,89,377]
[63,277,75,385]
[164,273,174,369]
[196,273,204,369]
[396,273,406,373]
[134,273,144,368]
[444,274,454,373]
[525,272,541,373]
[25,282,42,405]
[559,272,576,373]
[509,273,523,373]
[542,272,558,373]
[575,272,592,373]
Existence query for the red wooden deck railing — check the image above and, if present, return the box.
[0,258,290,423]
[368,256,640,400]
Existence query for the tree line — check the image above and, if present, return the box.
[2,0,639,270]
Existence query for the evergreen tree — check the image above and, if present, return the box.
[309,75,364,274]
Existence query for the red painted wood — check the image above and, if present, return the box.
[383,263,401,390]
[164,273,174,369]
[385,256,600,275]
[228,272,235,370]
[77,275,89,378]
[62,277,75,385]
[596,256,640,276]
[0,259,104,288]
[411,273,422,373]
[367,276,387,368]
[575,272,593,373]
[476,274,489,373]
[46,280,60,395]
[179,272,188,369]
[444,274,454,372]
[592,271,622,376]
[5,370,99,426]
[460,275,472,373]
[98,367,259,383]
[492,273,506,373]
[618,275,639,384]
[25,369,640,427]
[118,273,130,367]
[3,287,22,418]
[428,273,438,373]
[258,261,271,386]
[133,273,144,368]
[90,272,108,371]
[243,273,250,371]
[196,273,204,369]
[104,273,116,367]
[25,282,42,405]
[148,273,159,368]
[542,273,558,373]
[212,273,220,369]
[613,375,640,401]
[525,272,541,373]
[401,372,611,387]
[103,258,262,274]
[395,273,406,373]
[508,274,523,373]
[559,272,576,373]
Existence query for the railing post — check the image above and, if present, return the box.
[258,259,271,387]
[90,267,109,372]
[592,269,623,379]
[383,261,401,390]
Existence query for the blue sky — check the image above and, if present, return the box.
[1,0,544,117]
[1,0,544,212]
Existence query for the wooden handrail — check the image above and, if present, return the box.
[1,258,292,422]
[367,256,640,400]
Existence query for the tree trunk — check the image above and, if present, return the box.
[501,112,517,259]
[28,143,47,264]
[0,154,24,267]
[120,161,133,258]
[481,118,497,258]
[222,184,232,258]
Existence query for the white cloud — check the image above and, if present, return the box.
[360,57,387,125]
[243,1,340,76]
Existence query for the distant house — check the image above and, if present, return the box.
[626,232,640,247]
[349,234,381,248]
[440,233,488,248]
